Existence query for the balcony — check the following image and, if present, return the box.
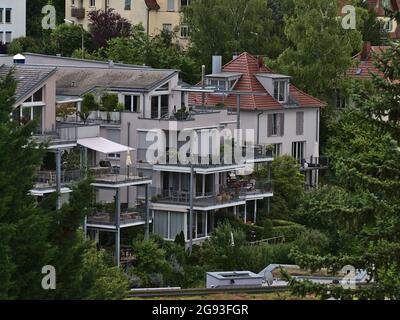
[150,179,273,209]
[31,169,82,195]
[90,166,152,188]
[71,7,85,19]
[87,206,147,229]
[300,156,329,171]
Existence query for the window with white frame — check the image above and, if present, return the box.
[273,80,288,103]
[124,95,140,113]
[0,9,3,24]
[272,143,282,157]
[208,79,227,91]
[167,0,175,11]
[180,25,190,38]
[292,141,306,162]
[107,153,121,160]
[89,0,96,7]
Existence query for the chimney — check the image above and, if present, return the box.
[361,41,371,61]
[212,55,222,74]
[233,52,239,60]
[258,55,264,69]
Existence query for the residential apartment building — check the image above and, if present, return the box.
[65,0,190,46]
[0,52,272,264]
[0,0,26,52]
[189,53,327,189]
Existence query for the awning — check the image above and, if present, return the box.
[77,137,134,154]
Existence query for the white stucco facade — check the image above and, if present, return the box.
[240,107,320,160]
[0,0,26,44]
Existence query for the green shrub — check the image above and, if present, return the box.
[271,225,307,242]
[263,219,274,239]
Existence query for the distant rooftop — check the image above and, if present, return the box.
[0,64,56,103]
[54,65,178,96]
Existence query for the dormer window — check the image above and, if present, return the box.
[273,80,288,103]
[209,79,228,91]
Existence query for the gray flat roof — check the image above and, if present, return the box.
[206,72,243,78]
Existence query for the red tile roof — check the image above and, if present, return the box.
[188,52,326,111]
[347,44,389,80]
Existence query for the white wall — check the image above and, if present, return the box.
[241,108,320,159]
[0,0,26,44]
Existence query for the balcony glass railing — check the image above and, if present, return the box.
[34,169,82,189]
[150,180,272,207]
[89,166,151,185]
[87,206,146,227]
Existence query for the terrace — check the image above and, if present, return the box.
[150,178,273,209]
[87,205,148,229]
[89,166,152,188]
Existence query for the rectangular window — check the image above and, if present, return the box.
[273,80,287,103]
[0,9,3,24]
[292,141,306,162]
[5,8,11,23]
[181,0,190,8]
[89,0,96,7]
[296,111,304,135]
[151,96,159,119]
[167,0,175,11]
[124,0,131,10]
[209,79,227,91]
[180,25,190,38]
[124,95,140,113]
[196,212,206,238]
[5,32,12,44]
[163,24,172,32]
[268,113,284,137]
[161,95,169,118]
[272,143,282,157]
[0,32,3,44]
[107,153,121,160]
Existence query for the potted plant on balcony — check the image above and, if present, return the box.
[215,102,225,109]
[173,104,190,121]
[265,144,274,157]
[101,93,119,122]
[78,93,99,124]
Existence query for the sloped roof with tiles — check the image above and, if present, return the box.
[347,43,389,80]
[188,52,326,111]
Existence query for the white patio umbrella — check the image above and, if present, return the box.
[126,149,132,177]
